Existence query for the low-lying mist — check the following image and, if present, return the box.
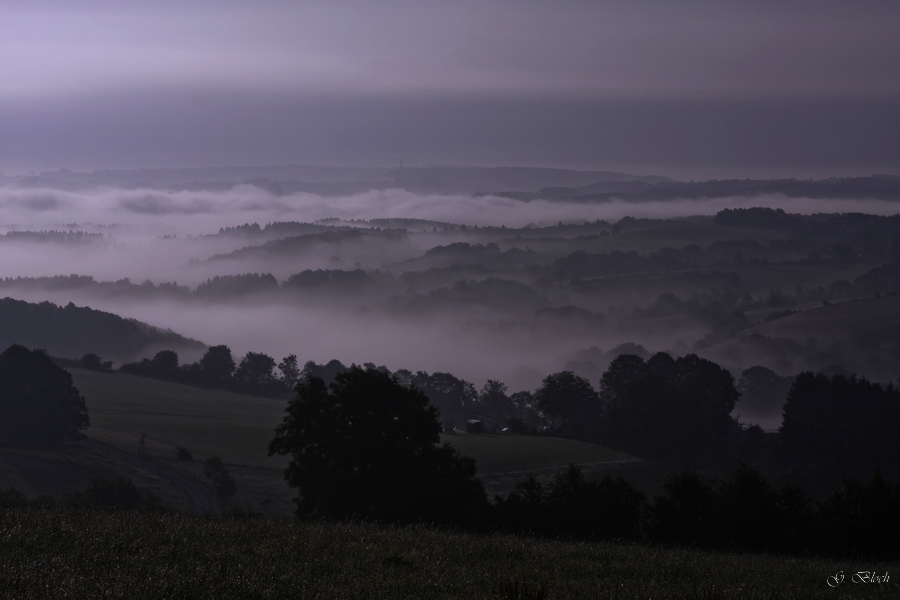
[1,180,898,407]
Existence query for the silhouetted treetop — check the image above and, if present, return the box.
[0,344,89,446]
[269,365,486,524]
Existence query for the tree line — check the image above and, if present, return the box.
[494,463,899,559]
[119,346,298,397]
[116,341,900,487]
[268,365,900,559]
[2,342,897,558]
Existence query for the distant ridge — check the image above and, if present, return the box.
[2,164,670,195]
[7,165,899,201]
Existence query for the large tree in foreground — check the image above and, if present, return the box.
[269,365,487,525]
[0,344,89,446]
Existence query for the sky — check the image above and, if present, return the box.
[2,0,899,179]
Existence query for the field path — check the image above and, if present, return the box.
[81,438,216,515]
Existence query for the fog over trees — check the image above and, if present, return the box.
[3,3,900,597]
[2,169,900,432]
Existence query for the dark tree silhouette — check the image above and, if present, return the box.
[0,344,89,446]
[534,371,599,435]
[278,354,301,390]
[495,464,645,541]
[149,350,180,377]
[80,353,103,370]
[478,379,512,420]
[269,365,487,525]
[393,369,478,421]
[199,345,235,387]
[508,390,545,430]
[300,359,348,386]
[234,351,277,391]
[776,372,900,482]
[645,469,719,547]
[600,352,739,463]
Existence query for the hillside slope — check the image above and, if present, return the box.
[0,297,205,363]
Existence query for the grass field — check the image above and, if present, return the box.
[71,369,287,468]
[2,505,896,599]
[67,368,638,516]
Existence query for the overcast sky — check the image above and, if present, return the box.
[2,0,898,178]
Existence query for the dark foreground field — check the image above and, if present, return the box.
[1,506,896,599]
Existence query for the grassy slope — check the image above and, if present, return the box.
[69,368,638,516]
[0,446,188,511]
[71,369,286,467]
[744,294,900,344]
[3,506,896,600]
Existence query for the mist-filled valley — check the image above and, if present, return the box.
[3,169,900,432]
[6,3,900,597]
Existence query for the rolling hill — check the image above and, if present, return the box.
[0,297,205,363]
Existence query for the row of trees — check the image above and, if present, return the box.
[494,464,899,558]
[120,342,898,482]
[268,365,899,557]
[120,346,300,397]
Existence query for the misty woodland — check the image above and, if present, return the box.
[2,2,899,599]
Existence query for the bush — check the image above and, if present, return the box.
[175,446,193,461]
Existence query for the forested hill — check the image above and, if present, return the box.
[0,297,205,363]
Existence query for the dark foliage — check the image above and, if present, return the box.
[641,465,899,558]
[121,347,288,397]
[0,344,89,446]
[534,371,599,436]
[477,379,513,420]
[494,462,898,559]
[193,273,279,298]
[494,465,646,542]
[233,351,278,392]
[775,372,900,485]
[269,365,487,525]
[300,359,349,387]
[600,352,739,464]
[199,345,236,387]
[393,368,478,422]
[283,269,390,294]
[816,471,900,558]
